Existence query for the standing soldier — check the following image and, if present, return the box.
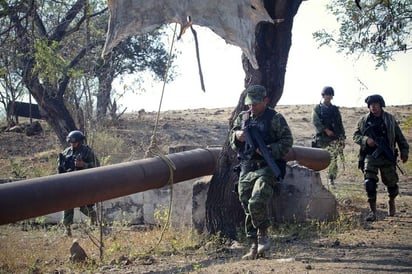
[353,95,409,222]
[230,85,293,259]
[58,130,100,236]
[311,86,346,186]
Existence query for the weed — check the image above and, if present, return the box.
[9,158,27,179]
[154,205,171,228]
[87,130,125,165]
[192,262,202,270]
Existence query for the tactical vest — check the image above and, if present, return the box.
[238,107,287,178]
[240,107,277,161]
[318,103,342,136]
[363,115,388,154]
[61,144,93,171]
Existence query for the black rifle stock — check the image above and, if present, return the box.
[58,153,66,173]
[57,153,77,173]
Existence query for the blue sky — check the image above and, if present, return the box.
[116,0,412,112]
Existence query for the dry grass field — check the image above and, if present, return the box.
[0,104,411,273]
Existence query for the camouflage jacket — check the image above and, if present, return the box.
[230,107,293,162]
[353,110,409,160]
[58,144,99,173]
[312,103,346,146]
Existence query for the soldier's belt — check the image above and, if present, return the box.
[241,161,267,172]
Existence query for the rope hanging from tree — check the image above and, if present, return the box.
[143,21,205,248]
[144,23,178,248]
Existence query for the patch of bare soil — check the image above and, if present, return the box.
[0,104,411,273]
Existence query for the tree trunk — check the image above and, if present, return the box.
[24,73,77,147]
[4,0,85,148]
[96,62,115,120]
[205,0,302,239]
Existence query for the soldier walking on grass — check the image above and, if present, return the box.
[311,86,346,186]
[230,85,293,259]
[58,130,100,236]
[353,95,409,222]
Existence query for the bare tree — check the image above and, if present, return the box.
[0,44,26,125]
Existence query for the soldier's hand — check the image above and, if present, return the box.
[235,130,246,142]
[75,158,85,168]
[256,145,270,157]
[324,128,335,137]
[366,137,376,147]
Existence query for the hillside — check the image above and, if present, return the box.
[0,104,411,273]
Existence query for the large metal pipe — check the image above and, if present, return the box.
[0,146,329,225]
[285,146,331,171]
[0,148,221,225]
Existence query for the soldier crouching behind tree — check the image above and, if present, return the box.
[353,95,409,222]
[58,130,100,236]
[230,85,293,260]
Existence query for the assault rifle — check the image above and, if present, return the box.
[241,114,283,180]
[372,136,405,175]
[57,153,79,173]
[371,136,396,163]
[359,125,404,174]
[365,126,396,163]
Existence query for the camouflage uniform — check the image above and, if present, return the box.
[312,102,346,183]
[353,106,409,220]
[58,135,99,230]
[230,86,293,258]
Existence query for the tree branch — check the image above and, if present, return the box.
[50,0,86,42]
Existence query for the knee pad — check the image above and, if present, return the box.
[364,178,377,196]
[387,185,399,198]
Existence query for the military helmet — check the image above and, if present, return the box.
[365,94,385,107]
[66,130,85,143]
[321,86,334,96]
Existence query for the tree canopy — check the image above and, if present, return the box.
[313,0,412,67]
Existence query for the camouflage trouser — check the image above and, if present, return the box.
[364,154,399,201]
[238,166,276,239]
[323,140,344,180]
[63,204,97,227]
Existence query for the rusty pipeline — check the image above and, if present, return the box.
[0,148,221,225]
[0,146,329,225]
[284,145,331,171]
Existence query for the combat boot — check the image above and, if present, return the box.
[64,225,72,237]
[328,175,335,186]
[257,228,271,255]
[388,197,396,217]
[242,239,257,260]
[365,201,376,222]
[90,212,97,226]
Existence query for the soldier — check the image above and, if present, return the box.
[353,95,409,222]
[311,86,346,186]
[58,130,100,236]
[230,85,293,260]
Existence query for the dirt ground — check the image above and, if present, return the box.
[0,104,411,273]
